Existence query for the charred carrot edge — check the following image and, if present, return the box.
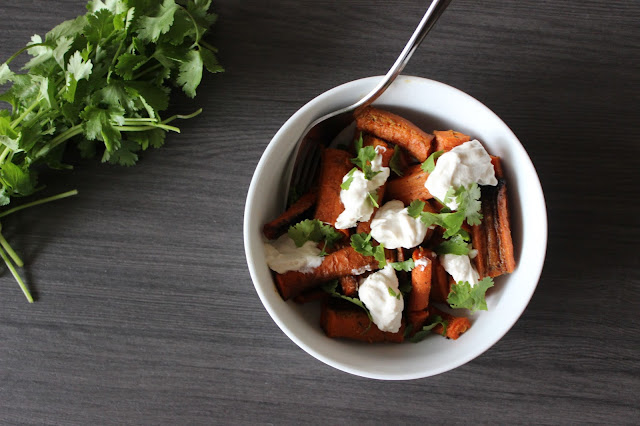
[429,306,471,340]
[275,246,379,300]
[385,164,433,205]
[471,156,516,278]
[314,148,353,237]
[433,130,471,152]
[321,299,405,343]
[263,188,318,240]
[339,275,358,297]
[429,256,451,304]
[293,288,328,304]
[408,248,434,312]
[355,107,434,162]
[356,136,394,234]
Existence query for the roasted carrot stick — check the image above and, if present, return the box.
[314,148,353,237]
[385,164,433,205]
[433,130,471,152]
[471,157,516,278]
[429,306,471,340]
[408,248,434,312]
[339,275,358,297]
[275,246,379,300]
[429,256,452,304]
[321,299,405,343]
[263,188,318,240]
[355,107,434,162]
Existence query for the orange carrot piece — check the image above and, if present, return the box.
[321,299,405,343]
[314,148,352,237]
[408,248,434,312]
[433,130,471,152]
[355,107,434,162]
[385,164,433,205]
[339,275,358,297]
[430,256,451,304]
[429,306,471,340]
[263,188,318,240]
[471,157,515,278]
[275,246,378,300]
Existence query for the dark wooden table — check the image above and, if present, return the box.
[0,0,637,424]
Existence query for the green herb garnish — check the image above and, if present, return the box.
[420,150,444,173]
[288,219,343,255]
[350,232,386,268]
[0,0,222,301]
[447,277,494,312]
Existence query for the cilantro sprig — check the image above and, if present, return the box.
[405,315,449,343]
[288,219,343,256]
[421,150,444,173]
[350,133,381,181]
[321,280,373,323]
[350,232,386,268]
[447,277,495,312]
[0,0,222,301]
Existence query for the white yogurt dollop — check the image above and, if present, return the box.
[263,234,323,274]
[440,253,479,285]
[358,265,403,333]
[369,200,427,249]
[335,146,390,229]
[425,140,497,210]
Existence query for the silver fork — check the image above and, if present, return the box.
[285,0,453,207]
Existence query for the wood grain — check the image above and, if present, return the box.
[0,0,638,424]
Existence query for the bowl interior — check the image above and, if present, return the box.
[244,76,547,380]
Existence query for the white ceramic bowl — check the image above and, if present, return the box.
[244,76,547,380]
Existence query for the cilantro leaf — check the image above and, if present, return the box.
[435,234,471,256]
[407,315,449,342]
[340,167,357,190]
[447,277,494,312]
[367,191,379,208]
[421,150,444,173]
[407,200,425,218]
[321,280,373,322]
[390,259,415,272]
[1,162,36,196]
[176,49,204,98]
[136,0,180,42]
[350,232,386,268]
[287,219,343,252]
[387,286,401,299]
[457,183,483,226]
[0,64,15,85]
[389,145,404,176]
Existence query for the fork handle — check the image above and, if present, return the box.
[353,0,453,113]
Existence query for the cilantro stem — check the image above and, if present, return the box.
[132,63,162,81]
[0,224,23,267]
[0,245,32,303]
[178,6,202,47]
[0,147,11,164]
[38,124,84,156]
[115,124,180,133]
[162,108,203,123]
[4,43,47,66]
[0,189,78,219]
[11,96,43,129]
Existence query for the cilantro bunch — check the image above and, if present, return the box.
[0,0,222,301]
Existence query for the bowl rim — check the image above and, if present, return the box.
[244,75,547,380]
